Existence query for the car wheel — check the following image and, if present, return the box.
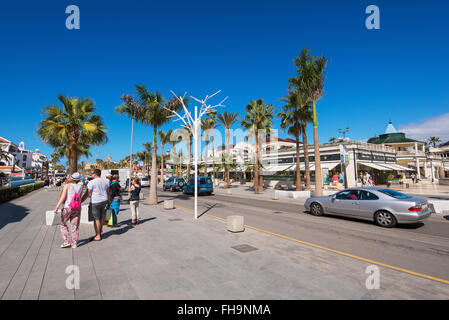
[310,202,324,216]
[374,211,397,228]
[178,181,184,187]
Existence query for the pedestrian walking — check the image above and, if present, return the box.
[128,177,141,226]
[411,172,416,184]
[56,177,62,191]
[81,169,110,241]
[359,172,365,186]
[53,172,84,248]
[107,175,122,228]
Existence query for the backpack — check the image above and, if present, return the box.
[68,185,81,211]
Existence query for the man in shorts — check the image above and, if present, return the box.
[81,169,110,241]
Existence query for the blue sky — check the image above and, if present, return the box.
[1,0,448,164]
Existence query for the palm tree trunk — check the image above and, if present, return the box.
[225,129,230,188]
[212,136,215,182]
[187,135,192,180]
[254,128,259,194]
[295,134,302,191]
[303,123,311,190]
[160,144,164,186]
[204,131,209,177]
[148,126,158,205]
[69,134,77,174]
[312,101,323,196]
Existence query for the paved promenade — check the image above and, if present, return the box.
[1,188,449,299]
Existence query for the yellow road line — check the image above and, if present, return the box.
[174,204,449,286]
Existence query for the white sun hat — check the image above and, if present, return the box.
[70,172,81,181]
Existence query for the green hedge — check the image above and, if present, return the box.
[0,181,45,203]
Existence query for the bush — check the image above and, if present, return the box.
[0,181,45,203]
[386,174,393,181]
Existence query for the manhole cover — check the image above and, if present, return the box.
[168,218,183,222]
[231,244,258,253]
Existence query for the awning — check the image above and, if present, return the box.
[358,162,393,171]
[388,163,413,171]
[262,164,294,173]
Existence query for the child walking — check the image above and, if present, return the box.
[128,177,141,226]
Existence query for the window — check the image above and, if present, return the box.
[378,189,411,199]
[359,191,379,200]
[335,190,359,200]
[206,178,212,184]
[200,178,206,185]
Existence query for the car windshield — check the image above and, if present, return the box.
[378,189,412,199]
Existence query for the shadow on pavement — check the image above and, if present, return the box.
[0,201,30,230]
[198,203,223,218]
[77,217,157,247]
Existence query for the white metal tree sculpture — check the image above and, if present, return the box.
[164,90,228,219]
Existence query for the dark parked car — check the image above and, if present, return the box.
[163,177,186,191]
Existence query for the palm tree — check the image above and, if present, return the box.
[241,99,276,193]
[217,112,240,188]
[169,137,181,177]
[158,130,172,185]
[278,107,304,191]
[186,129,193,181]
[136,85,183,205]
[37,95,107,174]
[142,142,152,174]
[428,136,441,148]
[329,137,337,143]
[95,158,104,170]
[115,94,144,176]
[291,48,327,196]
[281,89,314,189]
[201,118,215,177]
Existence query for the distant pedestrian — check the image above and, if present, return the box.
[128,177,141,226]
[56,177,62,191]
[411,172,416,184]
[54,172,84,248]
[81,169,110,241]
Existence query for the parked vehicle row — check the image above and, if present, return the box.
[163,176,213,195]
[304,187,431,228]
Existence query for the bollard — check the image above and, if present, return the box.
[227,215,244,233]
[164,199,174,210]
[272,191,279,200]
[46,210,60,226]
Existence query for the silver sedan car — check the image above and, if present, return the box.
[304,187,431,228]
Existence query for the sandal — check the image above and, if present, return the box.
[90,236,101,242]
[61,243,71,248]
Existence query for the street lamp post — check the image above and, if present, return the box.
[164,90,227,220]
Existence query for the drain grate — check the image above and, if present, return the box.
[168,218,183,222]
[231,244,258,253]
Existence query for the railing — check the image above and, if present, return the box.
[396,150,426,156]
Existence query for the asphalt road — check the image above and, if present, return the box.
[156,188,449,283]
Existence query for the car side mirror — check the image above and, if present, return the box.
[331,195,336,201]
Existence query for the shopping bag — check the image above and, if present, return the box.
[46,210,60,226]
[104,208,113,222]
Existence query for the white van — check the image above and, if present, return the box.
[101,169,131,189]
